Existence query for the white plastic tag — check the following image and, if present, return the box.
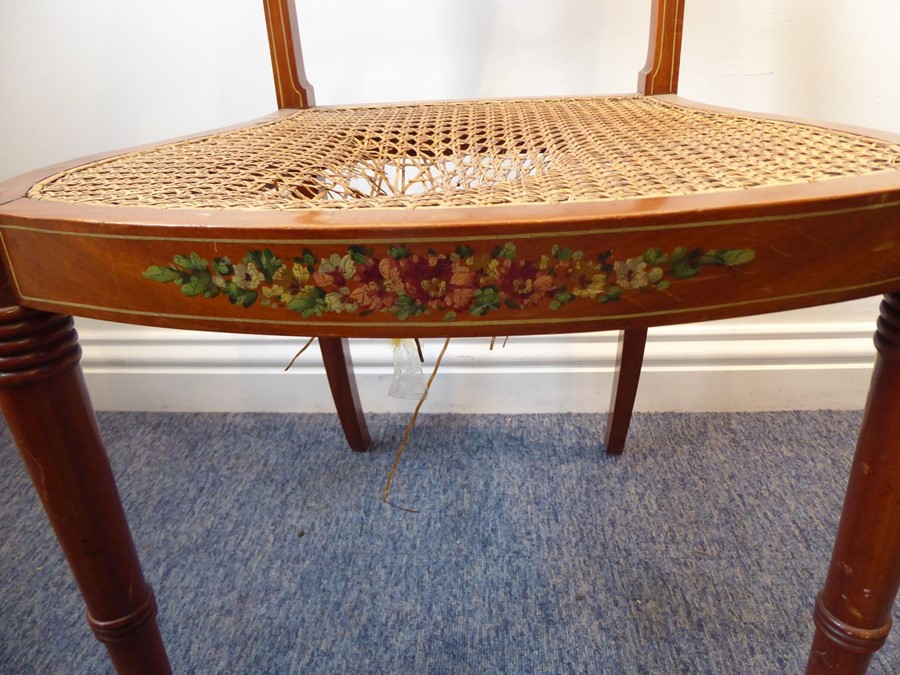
[388,338,427,399]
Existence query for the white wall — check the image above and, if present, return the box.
[1,1,897,413]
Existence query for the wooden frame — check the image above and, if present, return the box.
[0,2,898,673]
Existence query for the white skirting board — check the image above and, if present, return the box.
[76,318,877,414]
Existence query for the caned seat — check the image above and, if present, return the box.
[1,1,900,673]
[28,96,900,211]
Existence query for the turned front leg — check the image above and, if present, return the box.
[807,293,900,673]
[0,306,171,674]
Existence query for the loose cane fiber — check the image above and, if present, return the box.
[29,96,900,211]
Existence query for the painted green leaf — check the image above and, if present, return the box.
[143,266,181,283]
[470,286,501,316]
[669,246,687,262]
[392,294,422,320]
[720,249,755,266]
[244,249,282,280]
[669,263,701,279]
[643,247,662,264]
[180,276,212,297]
[549,291,575,310]
[601,287,623,303]
[173,254,194,270]
[349,246,369,265]
[219,283,255,308]
[287,287,326,317]
[697,248,755,267]
[213,257,234,275]
[189,252,206,270]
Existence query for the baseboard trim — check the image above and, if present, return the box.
[76,320,875,413]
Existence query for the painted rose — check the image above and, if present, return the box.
[403,254,455,310]
[501,259,556,307]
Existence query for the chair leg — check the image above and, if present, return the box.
[604,328,648,455]
[319,337,371,452]
[0,306,171,674]
[806,293,900,673]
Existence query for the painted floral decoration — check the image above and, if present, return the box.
[144,243,755,321]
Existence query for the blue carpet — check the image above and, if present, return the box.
[1,411,898,673]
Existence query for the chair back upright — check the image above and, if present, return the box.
[263,0,315,109]
[639,0,686,95]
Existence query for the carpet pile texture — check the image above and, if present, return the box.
[2,411,898,673]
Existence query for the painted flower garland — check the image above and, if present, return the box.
[144,243,755,321]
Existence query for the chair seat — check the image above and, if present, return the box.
[28,95,900,212]
[3,94,899,339]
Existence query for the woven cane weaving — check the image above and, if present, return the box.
[29,96,900,210]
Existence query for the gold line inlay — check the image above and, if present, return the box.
[669,0,681,90]
[650,0,668,87]
[277,0,304,100]
[265,3,285,106]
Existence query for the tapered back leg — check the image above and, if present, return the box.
[319,337,371,452]
[605,328,648,455]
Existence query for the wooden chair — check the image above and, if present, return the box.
[1,1,899,672]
